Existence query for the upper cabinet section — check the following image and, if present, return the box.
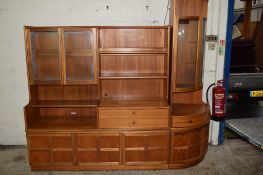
[25,27,97,85]
[64,28,97,84]
[170,0,208,93]
[27,28,62,85]
[99,27,168,54]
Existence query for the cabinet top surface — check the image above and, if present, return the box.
[25,26,170,30]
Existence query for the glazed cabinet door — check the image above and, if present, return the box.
[76,133,121,165]
[64,28,97,84]
[28,134,74,166]
[123,131,169,165]
[26,28,63,85]
[172,17,206,92]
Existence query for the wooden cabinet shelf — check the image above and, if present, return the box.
[31,100,98,107]
[99,73,167,79]
[28,117,97,131]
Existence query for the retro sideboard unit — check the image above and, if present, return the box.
[24,0,209,170]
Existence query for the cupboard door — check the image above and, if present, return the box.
[30,30,62,84]
[76,133,121,165]
[77,135,98,163]
[171,124,209,163]
[64,29,97,84]
[28,135,51,165]
[50,135,74,164]
[99,135,121,164]
[28,134,75,165]
[123,131,169,165]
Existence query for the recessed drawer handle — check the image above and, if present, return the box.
[132,121,136,125]
[132,112,136,115]
[189,120,193,123]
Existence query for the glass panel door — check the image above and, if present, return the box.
[30,31,61,84]
[64,29,96,84]
[176,18,199,90]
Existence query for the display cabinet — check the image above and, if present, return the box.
[24,19,209,171]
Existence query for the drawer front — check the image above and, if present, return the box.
[172,113,209,128]
[99,109,169,129]
[99,109,169,119]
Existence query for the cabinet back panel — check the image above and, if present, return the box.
[37,85,98,100]
[99,29,166,48]
[101,79,165,98]
[100,55,167,74]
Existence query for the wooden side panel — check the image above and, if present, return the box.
[99,29,166,48]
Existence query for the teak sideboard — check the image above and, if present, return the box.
[23,0,209,171]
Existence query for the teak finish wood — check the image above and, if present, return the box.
[24,24,209,171]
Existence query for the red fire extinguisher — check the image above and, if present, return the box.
[212,80,226,121]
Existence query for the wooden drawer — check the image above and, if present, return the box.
[99,108,169,129]
[171,113,209,128]
[171,103,210,128]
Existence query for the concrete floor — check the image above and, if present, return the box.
[0,139,262,175]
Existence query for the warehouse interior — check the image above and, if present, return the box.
[0,0,262,174]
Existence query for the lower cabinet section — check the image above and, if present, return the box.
[169,123,209,168]
[27,127,209,170]
[27,131,169,169]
